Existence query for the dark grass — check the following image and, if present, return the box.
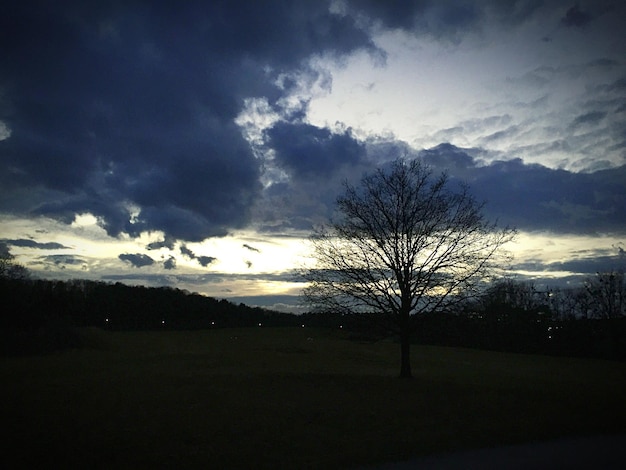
[2,327,625,469]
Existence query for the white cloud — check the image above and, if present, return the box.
[300,12,625,171]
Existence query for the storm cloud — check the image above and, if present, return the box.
[0,1,375,243]
[416,143,626,234]
[267,122,366,178]
[2,1,624,243]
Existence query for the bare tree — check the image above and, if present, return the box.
[0,243,30,280]
[302,159,515,378]
[583,270,625,319]
[482,279,552,315]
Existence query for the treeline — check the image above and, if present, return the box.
[1,277,301,355]
[412,313,626,361]
[300,310,626,360]
[2,271,625,360]
[300,275,626,361]
[453,275,626,359]
[1,277,299,330]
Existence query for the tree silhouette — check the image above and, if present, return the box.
[303,159,515,378]
[0,243,30,280]
[584,270,625,319]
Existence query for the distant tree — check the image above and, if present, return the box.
[547,286,588,320]
[583,270,626,319]
[482,279,551,317]
[0,243,29,280]
[302,159,515,378]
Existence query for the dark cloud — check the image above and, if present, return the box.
[38,254,86,269]
[119,253,155,268]
[512,254,624,275]
[180,244,216,268]
[490,0,546,26]
[3,239,69,250]
[420,143,476,174]
[258,136,626,235]
[561,3,592,27]
[588,58,620,68]
[344,0,550,38]
[180,245,196,259]
[255,135,410,233]
[243,244,260,253]
[163,256,176,270]
[605,77,626,92]
[570,111,607,129]
[147,237,176,250]
[415,144,626,234]
[266,122,366,178]
[345,0,484,38]
[345,0,421,31]
[0,1,375,243]
[197,256,217,267]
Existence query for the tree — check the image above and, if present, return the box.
[482,279,552,316]
[583,270,625,319]
[0,243,29,280]
[302,159,515,378]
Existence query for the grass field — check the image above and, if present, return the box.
[2,327,625,469]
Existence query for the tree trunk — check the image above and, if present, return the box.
[399,330,412,378]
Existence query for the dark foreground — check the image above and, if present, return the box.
[2,328,625,468]
[367,434,626,469]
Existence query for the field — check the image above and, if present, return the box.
[2,326,625,469]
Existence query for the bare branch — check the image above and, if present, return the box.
[301,158,516,377]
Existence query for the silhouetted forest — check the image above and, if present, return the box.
[299,277,626,361]
[1,274,624,360]
[298,311,625,361]
[0,277,300,355]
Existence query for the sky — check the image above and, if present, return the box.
[1,0,625,313]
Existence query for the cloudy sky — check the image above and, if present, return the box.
[1,0,624,312]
